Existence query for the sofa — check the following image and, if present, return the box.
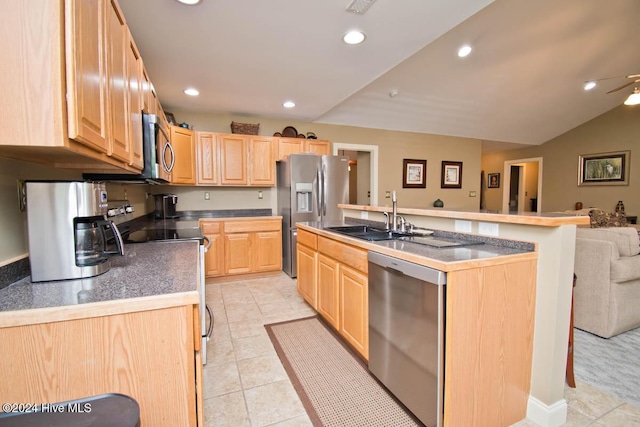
[574,226,640,338]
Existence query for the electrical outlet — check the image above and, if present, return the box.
[204,192,210,200]
[258,191,263,199]
[455,220,472,233]
[17,180,26,212]
[385,191,391,198]
[469,191,477,197]
[478,222,499,236]
[360,211,368,219]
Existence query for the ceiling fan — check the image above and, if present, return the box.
[584,74,640,105]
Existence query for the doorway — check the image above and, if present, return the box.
[502,157,543,213]
[333,143,379,206]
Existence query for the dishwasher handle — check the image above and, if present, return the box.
[368,251,446,285]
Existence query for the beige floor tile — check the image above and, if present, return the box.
[563,405,598,427]
[210,321,231,344]
[267,414,314,427]
[207,338,236,366]
[233,333,277,360]
[252,291,288,304]
[509,419,541,427]
[262,310,315,326]
[596,403,640,426]
[227,304,264,323]
[244,380,306,427]
[565,380,626,419]
[203,361,242,398]
[212,308,228,325]
[203,391,251,427]
[258,301,295,316]
[237,354,288,389]
[229,320,267,340]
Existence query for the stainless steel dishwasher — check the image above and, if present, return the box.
[368,251,446,427]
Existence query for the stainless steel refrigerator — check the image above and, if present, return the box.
[277,154,349,277]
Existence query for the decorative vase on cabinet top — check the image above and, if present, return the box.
[433,199,444,208]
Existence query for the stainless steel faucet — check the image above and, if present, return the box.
[391,190,399,231]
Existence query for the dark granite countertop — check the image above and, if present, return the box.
[0,241,199,315]
[177,209,273,219]
[299,221,535,267]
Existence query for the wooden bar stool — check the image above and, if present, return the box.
[566,273,577,388]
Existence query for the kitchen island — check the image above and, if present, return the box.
[0,241,203,426]
[339,204,590,427]
[297,220,538,427]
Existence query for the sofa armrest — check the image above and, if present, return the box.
[610,255,640,283]
[573,238,614,336]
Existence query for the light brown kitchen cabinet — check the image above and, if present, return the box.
[317,254,340,329]
[248,136,276,186]
[0,0,167,173]
[202,222,223,277]
[65,0,109,154]
[171,125,196,184]
[106,0,129,163]
[0,305,202,426]
[196,132,219,185]
[219,134,248,185]
[200,217,282,280]
[297,244,318,309]
[339,263,368,357]
[276,137,331,160]
[125,29,143,169]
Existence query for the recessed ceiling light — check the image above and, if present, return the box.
[184,88,199,96]
[176,0,201,5]
[343,30,366,45]
[584,81,597,91]
[283,101,296,108]
[457,45,472,58]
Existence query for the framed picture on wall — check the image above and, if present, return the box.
[488,173,500,188]
[441,161,463,189]
[402,159,427,188]
[578,150,630,186]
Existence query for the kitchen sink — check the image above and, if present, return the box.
[325,225,412,241]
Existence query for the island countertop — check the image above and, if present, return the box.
[298,221,537,272]
[339,204,591,227]
[0,241,200,328]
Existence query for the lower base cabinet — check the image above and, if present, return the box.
[201,217,282,279]
[0,305,202,426]
[338,264,368,357]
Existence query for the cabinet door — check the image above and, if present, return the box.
[317,254,340,329]
[65,0,109,153]
[219,134,248,185]
[248,137,275,186]
[296,244,318,309]
[106,0,129,162]
[196,132,218,185]
[277,138,302,161]
[253,231,282,272]
[339,264,368,359]
[204,234,223,277]
[304,140,331,155]
[170,125,196,184]
[224,233,252,275]
[125,31,143,170]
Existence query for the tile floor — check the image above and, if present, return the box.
[203,273,640,427]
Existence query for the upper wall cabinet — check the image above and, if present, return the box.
[276,138,331,160]
[194,132,276,187]
[0,0,163,173]
[170,125,196,185]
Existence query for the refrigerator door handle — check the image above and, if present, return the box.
[316,167,323,217]
[322,164,328,216]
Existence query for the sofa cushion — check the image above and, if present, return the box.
[576,227,640,257]
[611,255,640,282]
[589,209,628,228]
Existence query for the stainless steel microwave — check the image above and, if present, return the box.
[83,113,174,184]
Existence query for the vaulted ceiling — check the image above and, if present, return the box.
[121,0,640,149]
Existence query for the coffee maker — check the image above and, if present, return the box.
[154,193,179,219]
[25,181,124,282]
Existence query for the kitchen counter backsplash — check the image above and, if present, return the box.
[0,257,30,291]
[177,209,273,219]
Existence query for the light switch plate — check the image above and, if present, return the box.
[478,222,499,236]
[455,220,472,232]
[204,192,210,200]
[258,191,263,199]
[469,191,477,197]
[360,211,368,219]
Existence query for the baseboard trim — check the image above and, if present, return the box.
[526,396,567,427]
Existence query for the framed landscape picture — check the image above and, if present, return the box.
[578,150,630,186]
[488,173,500,188]
[441,161,462,189]
[402,159,426,188]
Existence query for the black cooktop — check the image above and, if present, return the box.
[123,227,204,243]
